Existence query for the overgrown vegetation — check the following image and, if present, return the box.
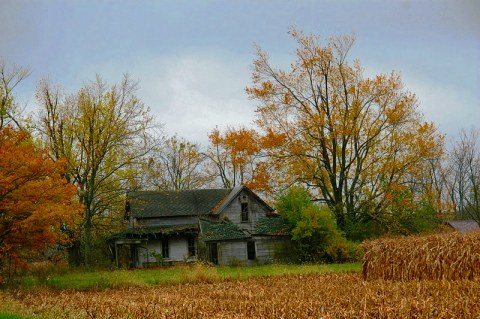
[0,26,478,283]
[276,187,361,262]
[14,262,360,290]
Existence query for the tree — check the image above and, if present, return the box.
[0,126,82,283]
[204,127,283,195]
[246,29,444,233]
[447,128,480,224]
[276,187,356,262]
[0,61,30,130]
[36,75,158,267]
[145,134,210,191]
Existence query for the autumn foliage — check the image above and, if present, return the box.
[205,127,284,195]
[0,126,82,281]
[246,29,445,233]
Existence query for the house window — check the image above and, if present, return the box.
[162,238,169,259]
[241,203,249,222]
[187,237,196,257]
[207,242,218,264]
[247,241,256,260]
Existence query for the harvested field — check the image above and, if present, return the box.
[362,230,480,281]
[2,272,480,318]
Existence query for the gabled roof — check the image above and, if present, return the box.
[127,188,233,218]
[212,185,274,215]
[199,218,250,241]
[127,186,274,219]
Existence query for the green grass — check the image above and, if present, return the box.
[0,313,30,319]
[18,263,361,290]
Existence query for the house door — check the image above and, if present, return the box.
[207,243,218,265]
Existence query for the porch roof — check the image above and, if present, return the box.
[199,218,250,241]
[107,223,199,241]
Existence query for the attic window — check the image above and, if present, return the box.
[241,203,249,222]
[240,194,248,203]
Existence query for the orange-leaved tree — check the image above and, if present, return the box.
[246,29,444,233]
[0,126,83,283]
[204,127,285,195]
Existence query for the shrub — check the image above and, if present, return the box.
[276,187,360,263]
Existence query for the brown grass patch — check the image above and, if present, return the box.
[1,272,480,318]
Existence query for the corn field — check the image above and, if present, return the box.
[362,230,480,281]
[2,272,480,318]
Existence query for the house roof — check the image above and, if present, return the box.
[445,220,479,233]
[107,223,199,241]
[199,218,250,241]
[212,185,274,215]
[127,186,274,218]
[127,188,233,218]
[255,216,291,236]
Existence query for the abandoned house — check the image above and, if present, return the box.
[109,186,290,267]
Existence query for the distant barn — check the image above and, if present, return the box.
[445,220,480,233]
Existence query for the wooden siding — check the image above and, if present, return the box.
[221,190,270,233]
[255,237,289,263]
[137,236,196,266]
[218,241,247,265]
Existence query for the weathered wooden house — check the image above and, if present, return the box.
[110,186,290,267]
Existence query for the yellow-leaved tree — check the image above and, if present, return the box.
[36,75,159,267]
[246,30,444,235]
[204,126,285,196]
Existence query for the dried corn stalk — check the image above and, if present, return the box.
[362,230,480,281]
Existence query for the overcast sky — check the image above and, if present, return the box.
[1,0,478,145]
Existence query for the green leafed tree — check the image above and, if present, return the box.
[276,187,358,262]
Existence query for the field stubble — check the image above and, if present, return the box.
[2,272,480,319]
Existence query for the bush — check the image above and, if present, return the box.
[276,187,360,263]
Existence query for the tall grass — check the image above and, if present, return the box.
[18,262,360,290]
